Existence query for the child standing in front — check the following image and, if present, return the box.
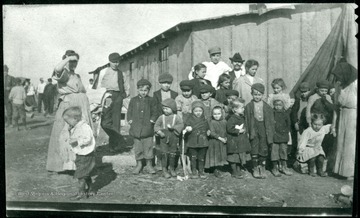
[62,106,95,201]
[127,79,157,175]
[175,80,198,122]
[297,114,332,177]
[226,98,251,179]
[215,73,231,105]
[271,96,292,177]
[184,100,210,179]
[245,83,275,179]
[154,98,184,178]
[205,106,228,177]
[8,78,28,131]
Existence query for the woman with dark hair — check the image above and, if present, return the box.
[331,61,357,180]
[46,50,93,173]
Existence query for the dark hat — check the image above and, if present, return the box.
[162,98,177,113]
[251,83,265,94]
[199,84,214,93]
[180,80,194,91]
[63,50,79,60]
[137,78,152,88]
[225,89,240,97]
[108,53,121,63]
[316,80,330,89]
[158,73,173,83]
[229,53,245,63]
[208,46,221,55]
[299,82,310,92]
[191,100,205,111]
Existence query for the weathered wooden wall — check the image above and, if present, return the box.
[121,4,342,97]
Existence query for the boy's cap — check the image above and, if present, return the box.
[251,83,265,94]
[180,80,193,91]
[158,73,173,83]
[225,89,239,97]
[137,78,152,88]
[299,82,310,92]
[108,53,121,62]
[199,84,214,93]
[208,46,221,55]
[316,80,330,89]
[191,100,205,111]
[161,98,177,113]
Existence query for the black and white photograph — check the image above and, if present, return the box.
[3,2,357,216]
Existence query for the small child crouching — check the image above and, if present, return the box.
[154,98,184,178]
[296,114,332,177]
[63,106,95,201]
[226,98,251,179]
[127,79,157,175]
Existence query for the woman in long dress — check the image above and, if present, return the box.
[331,61,357,180]
[46,50,93,173]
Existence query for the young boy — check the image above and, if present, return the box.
[224,89,239,120]
[245,83,275,179]
[271,96,292,177]
[8,78,28,131]
[175,80,198,122]
[63,106,95,201]
[154,98,184,178]
[199,84,224,121]
[127,79,157,175]
[153,73,178,117]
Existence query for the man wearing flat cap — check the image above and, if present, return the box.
[228,52,246,90]
[90,52,130,152]
[188,46,232,89]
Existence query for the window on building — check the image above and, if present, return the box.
[159,46,169,74]
[130,62,134,79]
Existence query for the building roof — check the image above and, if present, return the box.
[120,3,343,60]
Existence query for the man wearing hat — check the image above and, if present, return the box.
[228,52,246,89]
[4,65,16,127]
[188,46,232,89]
[36,77,47,113]
[91,52,130,152]
[153,73,178,118]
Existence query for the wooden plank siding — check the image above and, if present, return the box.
[120,5,342,98]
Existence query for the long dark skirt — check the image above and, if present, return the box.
[74,152,96,179]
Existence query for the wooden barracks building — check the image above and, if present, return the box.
[118,3,344,97]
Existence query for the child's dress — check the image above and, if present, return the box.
[205,118,228,168]
[201,98,224,121]
[296,124,331,163]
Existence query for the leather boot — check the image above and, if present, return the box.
[271,161,281,177]
[259,158,267,179]
[146,159,156,174]
[190,156,199,179]
[252,157,261,179]
[316,156,327,177]
[308,158,317,177]
[280,160,293,176]
[169,154,177,177]
[132,160,143,175]
[198,159,207,179]
[70,179,86,201]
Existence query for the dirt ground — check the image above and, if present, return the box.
[5,113,354,211]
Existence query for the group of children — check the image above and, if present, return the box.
[62,59,337,200]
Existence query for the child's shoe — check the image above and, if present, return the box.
[70,179,87,201]
[214,169,222,178]
[316,157,327,177]
[190,170,199,179]
[280,160,293,176]
[199,171,207,179]
[252,166,261,179]
[132,160,143,175]
[169,154,177,177]
[259,165,267,179]
[271,161,281,177]
[162,168,171,179]
[146,159,156,174]
[198,160,207,179]
[308,159,317,177]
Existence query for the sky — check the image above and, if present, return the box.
[3,4,292,86]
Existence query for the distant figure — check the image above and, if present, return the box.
[37,77,46,113]
[88,78,94,91]
[8,78,28,131]
[44,78,57,116]
[4,65,16,127]
[24,79,37,111]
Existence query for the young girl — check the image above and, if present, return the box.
[62,106,95,201]
[205,106,228,177]
[184,100,210,179]
[215,73,231,104]
[245,83,275,179]
[224,89,239,120]
[267,78,293,110]
[154,98,184,178]
[233,59,264,104]
[296,114,332,177]
[175,80,198,122]
[226,98,251,179]
[190,63,212,98]
[199,84,224,121]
